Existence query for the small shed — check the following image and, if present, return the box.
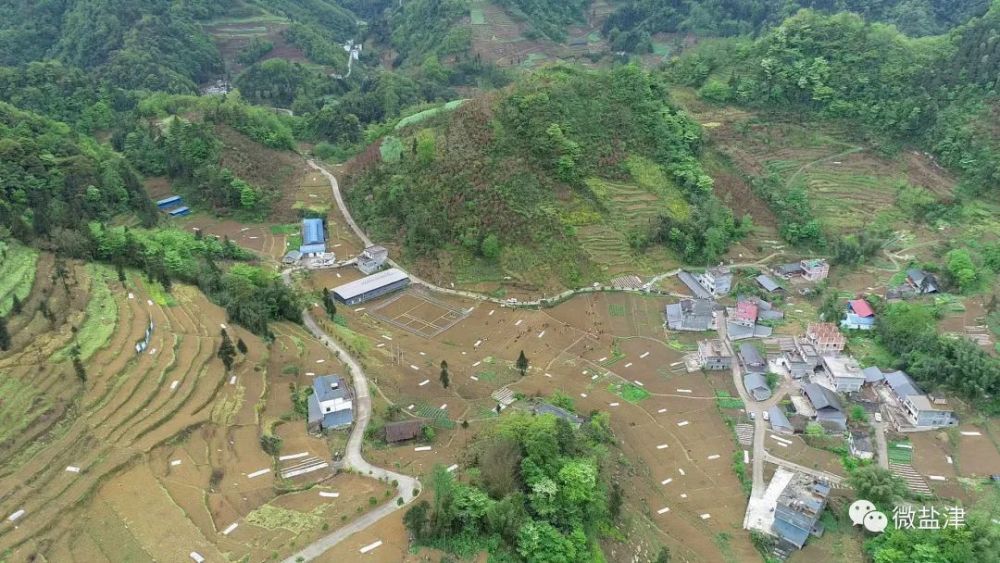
[384,420,426,444]
[756,274,783,293]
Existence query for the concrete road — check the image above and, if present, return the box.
[281,271,421,562]
[873,419,890,469]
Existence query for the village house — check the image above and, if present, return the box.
[698,339,733,371]
[756,274,784,294]
[769,406,795,434]
[300,218,327,257]
[744,372,772,401]
[883,370,958,429]
[816,355,866,393]
[677,271,712,299]
[357,245,389,275]
[727,298,780,340]
[800,259,830,282]
[307,375,353,433]
[665,299,716,331]
[773,258,829,282]
[849,431,875,460]
[772,474,831,552]
[906,268,939,294]
[804,323,846,354]
[842,299,876,330]
[780,339,822,379]
[739,343,767,373]
[802,383,847,430]
[696,266,734,297]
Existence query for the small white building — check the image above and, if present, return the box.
[357,245,389,275]
[816,355,865,393]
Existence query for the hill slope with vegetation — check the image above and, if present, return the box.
[345,65,747,289]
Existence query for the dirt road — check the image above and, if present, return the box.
[281,269,421,562]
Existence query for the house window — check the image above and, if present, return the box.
[325,407,331,413]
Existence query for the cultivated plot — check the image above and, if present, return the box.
[369,290,471,338]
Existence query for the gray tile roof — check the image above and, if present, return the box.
[313,375,351,403]
[803,383,842,412]
[884,370,921,397]
[678,271,712,299]
[756,274,782,292]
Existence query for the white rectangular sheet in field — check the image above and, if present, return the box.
[66,466,81,473]
[656,444,669,450]
[360,540,383,554]
[707,454,720,460]
[639,352,650,359]
[414,446,432,452]
[418,379,430,386]
[247,468,270,479]
[319,492,340,498]
[279,452,309,461]
[661,478,673,485]
[222,523,238,536]
[657,507,670,515]
[677,420,689,426]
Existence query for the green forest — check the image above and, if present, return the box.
[346,65,746,286]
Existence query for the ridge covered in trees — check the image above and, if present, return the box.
[346,65,745,287]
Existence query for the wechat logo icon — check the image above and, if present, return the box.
[850,499,888,533]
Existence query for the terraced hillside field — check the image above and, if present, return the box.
[0,257,387,562]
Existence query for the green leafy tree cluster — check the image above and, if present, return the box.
[404,412,615,560]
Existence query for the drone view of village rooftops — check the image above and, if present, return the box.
[1,1,999,562]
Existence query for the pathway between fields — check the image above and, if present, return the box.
[281,269,421,563]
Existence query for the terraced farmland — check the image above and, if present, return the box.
[0,241,38,316]
[0,255,389,561]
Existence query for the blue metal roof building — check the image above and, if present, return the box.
[307,375,353,431]
[167,206,190,217]
[300,218,326,255]
[156,195,182,209]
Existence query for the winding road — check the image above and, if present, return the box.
[280,269,421,563]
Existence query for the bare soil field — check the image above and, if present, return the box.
[319,287,757,561]
[954,425,1000,477]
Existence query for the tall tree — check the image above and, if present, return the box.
[848,465,908,506]
[516,350,529,377]
[440,360,450,388]
[11,294,22,315]
[0,316,10,351]
[237,337,248,354]
[218,329,236,371]
[323,287,337,319]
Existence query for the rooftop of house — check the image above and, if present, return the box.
[821,355,865,380]
[862,366,885,383]
[773,474,831,548]
[884,370,921,397]
[312,375,351,403]
[803,383,843,412]
[745,372,769,391]
[333,268,410,300]
[807,323,845,342]
[678,271,712,299]
[906,394,954,413]
[735,301,759,323]
[850,431,874,452]
[362,245,388,260]
[756,274,782,292]
[384,419,426,443]
[740,343,766,367]
[702,266,733,293]
[847,299,874,318]
[665,299,715,330]
[699,339,732,358]
[776,262,805,275]
[801,258,827,270]
[302,218,325,246]
[768,406,792,429]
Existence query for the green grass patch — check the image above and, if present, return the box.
[0,374,51,445]
[0,242,39,316]
[332,323,371,356]
[608,303,626,317]
[600,339,626,367]
[52,265,118,363]
[147,280,176,306]
[470,8,486,25]
[888,440,913,464]
[244,504,323,533]
[715,390,744,410]
[414,403,456,429]
[608,382,650,403]
[270,224,298,235]
[395,100,467,131]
